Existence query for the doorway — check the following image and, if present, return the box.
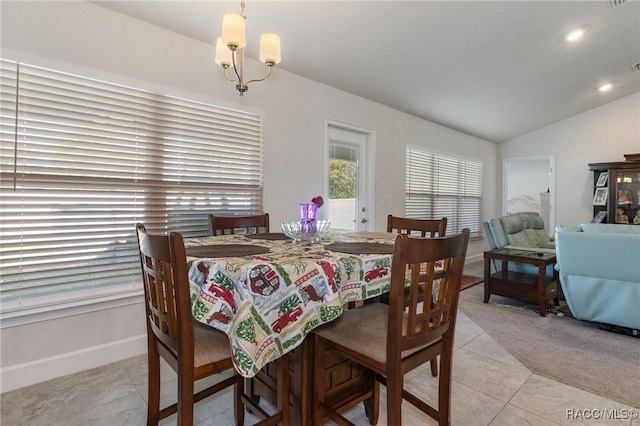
[503,156,555,235]
[324,122,374,231]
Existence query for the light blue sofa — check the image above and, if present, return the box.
[555,223,640,330]
[483,213,555,278]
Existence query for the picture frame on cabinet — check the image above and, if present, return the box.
[592,211,607,223]
[596,172,608,187]
[593,187,608,206]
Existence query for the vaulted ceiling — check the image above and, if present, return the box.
[93,1,640,143]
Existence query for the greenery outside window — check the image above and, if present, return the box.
[0,59,263,317]
[405,147,482,237]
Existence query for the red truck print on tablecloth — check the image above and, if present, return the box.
[270,306,303,333]
[207,283,237,313]
[364,268,388,282]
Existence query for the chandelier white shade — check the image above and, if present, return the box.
[214,38,233,67]
[215,2,281,96]
[259,33,281,65]
[221,13,246,48]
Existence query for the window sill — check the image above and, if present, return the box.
[0,288,144,329]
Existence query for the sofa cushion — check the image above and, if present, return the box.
[580,223,640,235]
[507,230,540,248]
[528,215,545,230]
[488,218,509,248]
[499,215,524,234]
[523,228,549,247]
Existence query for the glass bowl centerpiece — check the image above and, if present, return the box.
[281,219,331,242]
[281,195,330,242]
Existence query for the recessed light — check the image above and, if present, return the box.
[566,29,584,42]
[599,83,613,92]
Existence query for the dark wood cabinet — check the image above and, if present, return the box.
[588,154,640,225]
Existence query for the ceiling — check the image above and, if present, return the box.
[92,1,640,143]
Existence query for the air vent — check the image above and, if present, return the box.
[608,0,630,9]
[632,62,640,72]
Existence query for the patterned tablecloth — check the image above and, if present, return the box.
[186,231,396,377]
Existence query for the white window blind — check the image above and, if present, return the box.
[405,148,482,237]
[0,59,263,314]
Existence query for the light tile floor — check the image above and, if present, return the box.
[2,262,639,425]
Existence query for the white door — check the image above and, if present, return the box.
[325,123,374,231]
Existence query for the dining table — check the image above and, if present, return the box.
[186,230,397,378]
[185,230,397,424]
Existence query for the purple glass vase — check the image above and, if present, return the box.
[299,203,318,222]
[300,203,318,237]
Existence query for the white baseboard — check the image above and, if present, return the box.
[0,334,146,393]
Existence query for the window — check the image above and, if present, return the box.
[405,148,482,237]
[0,59,263,316]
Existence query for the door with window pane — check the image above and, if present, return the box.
[326,125,371,231]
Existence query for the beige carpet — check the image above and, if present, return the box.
[458,284,640,407]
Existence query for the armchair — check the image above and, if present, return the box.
[483,213,555,279]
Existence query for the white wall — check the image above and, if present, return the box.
[0,1,498,391]
[499,92,640,227]
[505,158,551,211]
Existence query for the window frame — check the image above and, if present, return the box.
[0,59,264,323]
[405,147,483,238]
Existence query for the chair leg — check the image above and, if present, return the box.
[234,374,245,426]
[147,346,161,426]
[430,357,438,377]
[177,362,195,426]
[437,348,453,426]
[363,374,379,425]
[386,371,403,426]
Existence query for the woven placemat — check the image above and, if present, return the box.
[324,242,394,255]
[343,231,397,240]
[245,232,291,241]
[186,244,270,258]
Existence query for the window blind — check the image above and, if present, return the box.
[0,59,263,313]
[405,148,482,237]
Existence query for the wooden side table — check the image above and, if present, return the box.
[483,248,559,317]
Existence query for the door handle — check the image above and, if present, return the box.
[361,218,368,223]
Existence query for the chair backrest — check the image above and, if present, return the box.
[136,223,193,356]
[387,229,470,360]
[209,213,270,236]
[387,215,447,238]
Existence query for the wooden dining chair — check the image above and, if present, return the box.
[383,215,449,376]
[209,213,270,236]
[382,215,448,307]
[312,229,470,426]
[136,224,289,426]
[386,214,447,238]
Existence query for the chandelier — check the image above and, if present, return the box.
[214,1,281,96]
